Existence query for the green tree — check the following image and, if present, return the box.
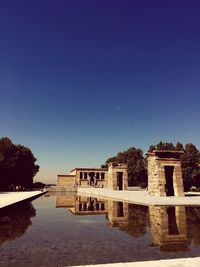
[105,147,147,186]
[0,137,39,191]
[181,143,200,190]
[13,145,39,188]
[148,141,176,152]
[0,137,16,190]
[175,142,184,151]
[33,182,45,189]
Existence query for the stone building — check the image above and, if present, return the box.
[147,150,184,197]
[107,162,128,190]
[57,162,128,190]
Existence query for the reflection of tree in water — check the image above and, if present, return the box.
[186,207,200,245]
[120,204,149,238]
[0,202,36,245]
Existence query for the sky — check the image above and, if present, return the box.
[0,0,200,184]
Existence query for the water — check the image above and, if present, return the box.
[0,193,200,266]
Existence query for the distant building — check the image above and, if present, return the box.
[57,162,128,190]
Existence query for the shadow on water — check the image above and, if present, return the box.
[0,202,36,245]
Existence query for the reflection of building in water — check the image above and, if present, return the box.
[57,162,128,190]
[69,196,108,215]
[149,206,188,251]
[56,195,107,214]
[56,194,76,208]
[55,195,128,226]
[147,150,184,197]
[107,201,129,227]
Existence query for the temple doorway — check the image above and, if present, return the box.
[165,166,175,196]
[89,172,95,186]
[117,172,123,190]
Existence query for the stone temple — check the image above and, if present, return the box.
[57,162,128,190]
[147,150,184,197]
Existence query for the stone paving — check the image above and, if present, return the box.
[77,188,200,206]
[68,257,200,267]
[0,191,46,209]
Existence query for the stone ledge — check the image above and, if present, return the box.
[77,188,200,206]
[68,257,200,267]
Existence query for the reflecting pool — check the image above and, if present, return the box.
[1,193,200,266]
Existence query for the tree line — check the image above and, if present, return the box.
[104,141,200,191]
[0,137,39,191]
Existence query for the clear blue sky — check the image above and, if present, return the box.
[0,0,200,183]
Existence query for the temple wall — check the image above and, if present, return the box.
[76,170,107,187]
[147,151,184,197]
[57,175,75,186]
[107,163,128,190]
[58,163,127,190]
[148,154,160,196]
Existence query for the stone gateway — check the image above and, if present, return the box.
[57,162,128,190]
[147,150,184,197]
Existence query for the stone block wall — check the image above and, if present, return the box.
[75,170,107,188]
[147,150,184,197]
[107,163,128,190]
[57,175,75,186]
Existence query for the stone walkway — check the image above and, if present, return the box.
[68,257,200,267]
[77,188,200,206]
[0,191,46,209]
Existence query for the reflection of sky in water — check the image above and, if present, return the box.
[0,194,200,267]
[77,219,102,224]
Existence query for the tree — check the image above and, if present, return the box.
[33,182,45,189]
[0,137,39,191]
[105,147,147,186]
[175,142,184,151]
[0,137,17,190]
[148,141,176,152]
[13,145,39,188]
[181,143,200,190]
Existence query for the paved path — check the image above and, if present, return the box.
[77,188,200,206]
[68,257,200,267]
[0,191,45,209]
